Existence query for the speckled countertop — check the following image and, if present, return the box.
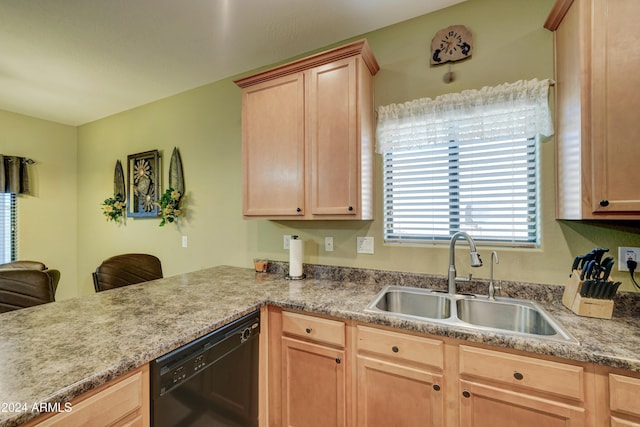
[1,264,639,426]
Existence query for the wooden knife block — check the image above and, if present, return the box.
[562,270,614,319]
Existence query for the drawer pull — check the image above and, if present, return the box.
[462,390,471,398]
[391,345,399,353]
[513,371,524,380]
[336,358,341,364]
[305,328,312,334]
[433,384,441,391]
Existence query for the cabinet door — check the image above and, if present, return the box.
[242,73,305,216]
[357,355,444,427]
[459,379,586,427]
[307,57,358,216]
[282,337,346,427]
[609,373,640,426]
[590,0,640,214]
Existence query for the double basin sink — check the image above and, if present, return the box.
[365,286,577,344]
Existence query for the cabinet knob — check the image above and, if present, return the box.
[599,200,610,207]
[433,384,441,391]
[335,358,341,364]
[296,207,302,213]
[513,371,524,380]
[348,206,353,211]
[462,390,471,398]
[305,327,312,334]
[391,345,399,353]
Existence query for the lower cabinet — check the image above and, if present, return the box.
[280,310,348,427]
[355,326,444,427]
[23,364,149,427]
[595,366,640,427]
[458,346,587,427]
[265,307,638,427]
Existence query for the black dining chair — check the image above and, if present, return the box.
[0,269,56,313]
[93,253,163,292]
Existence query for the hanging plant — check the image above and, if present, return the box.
[102,196,126,223]
[156,187,183,227]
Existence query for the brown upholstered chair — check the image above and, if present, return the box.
[0,269,56,313]
[0,260,61,297]
[92,253,163,292]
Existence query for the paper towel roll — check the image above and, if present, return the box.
[289,236,304,278]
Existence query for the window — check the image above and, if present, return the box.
[0,193,16,263]
[376,79,553,247]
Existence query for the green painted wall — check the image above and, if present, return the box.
[10,0,640,298]
[0,109,78,299]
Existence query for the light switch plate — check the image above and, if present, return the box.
[357,236,374,254]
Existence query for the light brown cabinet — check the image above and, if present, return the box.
[355,325,445,427]
[595,367,640,427]
[546,0,640,219]
[234,40,379,220]
[280,311,348,427]
[458,346,588,427]
[23,364,149,427]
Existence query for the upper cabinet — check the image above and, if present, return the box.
[234,40,379,220]
[546,0,640,220]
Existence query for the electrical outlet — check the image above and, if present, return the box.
[181,236,188,248]
[618,246,640,271]
[325,237,334,252]
[357,236,374,254]
[284,235,291,250]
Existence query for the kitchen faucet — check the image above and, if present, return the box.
[448,231,483,295]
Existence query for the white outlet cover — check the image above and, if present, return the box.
[618,246,640,271]
[284,235,291,250]
[325,237,334,252]
[357,236,374,254]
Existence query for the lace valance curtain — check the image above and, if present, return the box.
[375,78,554,154]
[0,155,30,194]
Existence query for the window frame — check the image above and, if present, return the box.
[382,135,540,248]
[0,193,17,263]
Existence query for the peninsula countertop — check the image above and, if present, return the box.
[1,265,639,426]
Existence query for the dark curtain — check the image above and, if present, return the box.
[0,155,30,194]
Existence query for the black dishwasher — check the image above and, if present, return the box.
[151,311,260,427]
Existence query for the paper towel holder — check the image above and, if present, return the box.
[286,235,306,280]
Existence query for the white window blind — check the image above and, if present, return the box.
[376,79,553,247]
[0,193,16,263]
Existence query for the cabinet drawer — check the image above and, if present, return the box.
[282,311,345,347]
[459,345,584,401]
[356,325,443,369]
[610,373,640,417]
[30,366,147,427]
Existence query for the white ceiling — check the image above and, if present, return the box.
[0,0,465,126]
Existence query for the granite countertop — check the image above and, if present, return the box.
[0,264,639,426]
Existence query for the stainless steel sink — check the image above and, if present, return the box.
[369,287,451,319]
[456,298,558,336]
[365,286,577,344]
